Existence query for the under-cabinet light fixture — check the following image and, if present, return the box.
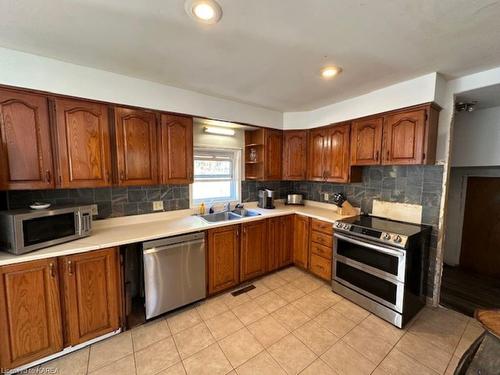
[204,126,235,136]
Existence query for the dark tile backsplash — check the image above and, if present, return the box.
[3,185,190,219]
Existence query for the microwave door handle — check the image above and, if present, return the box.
[334,233,404,258]
[77,211,83,235]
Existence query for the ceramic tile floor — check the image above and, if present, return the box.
[35,266,484,375]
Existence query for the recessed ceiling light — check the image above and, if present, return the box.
[321,66,342,79]
[185,0,223,24]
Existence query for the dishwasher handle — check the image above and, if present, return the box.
[143,238,205,254]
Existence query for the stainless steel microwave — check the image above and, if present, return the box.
[0,205,93,255]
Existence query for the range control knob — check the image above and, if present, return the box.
[335,222,342,228]
[383,233,391,240]
[394,235,402,243]
[343,224,350,230]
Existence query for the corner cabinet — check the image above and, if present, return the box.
[159,114,194,184]
[267,215,294,272]
[283,130,307,180]
[0,248,122,371]
[240,220,267,281]
[293,215,310,269]
[59,248,121,346]
[264,129,283,180]
[114,107,158,186]
[0,89,55,190]
[0,259,63,370]
[308,123,353,183]
[53,98,112,188]
[208,225,240,295]
[244,128,282,181]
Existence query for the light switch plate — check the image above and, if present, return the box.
[324,193,329,201]
[153,201,164,211]
[91,204,98,216]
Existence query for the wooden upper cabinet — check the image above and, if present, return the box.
[114,107,158,186]
[160,114,193,184]
[382,109,426,165]
[208,225,240,295]
[293,215,310,269]
[0,89,54,190]
[307,128,328,181]
[351,117,383,166]
[240,220,267,281]
[264,129,283,180]
[324,123,351,183]
[60,248,121,346]
[54,98,111,188]
[0,259,63,370]
[283,130,307,180]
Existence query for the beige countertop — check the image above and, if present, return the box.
[0,201,357,267]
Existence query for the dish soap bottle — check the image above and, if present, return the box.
[199,202,206,215]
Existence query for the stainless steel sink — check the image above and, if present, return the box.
[198,209,261,223]
[233,209,262,217]
[199,211,241,223]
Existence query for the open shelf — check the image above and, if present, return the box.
[244,128,265,180]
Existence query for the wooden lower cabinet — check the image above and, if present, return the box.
[60,248,121,346]
[293,215,310,269]
[309,219,334,281]
[267,215,294,272]
[0,258,63,370]
[208,225,240,294]
[240,220,267,281]
[0,248,122,370]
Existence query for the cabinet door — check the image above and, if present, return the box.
[240,220,267,281]
[208,225,240,294]
[293,215,310,269]
[54,98,111,188]
[114,107,158,186]
[382,109,426,165]
[279,215,294,268]
[0,90,54,190]
[282,130,307,180]
[307,128,328,181]
[0,259,63,370]
[264,129,282,180]
[267,217,281,272]
[351,117,383,166]
[60,248,121,346]
[160,114,193,184]
[325,123,351,183]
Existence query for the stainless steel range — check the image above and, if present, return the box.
[332,215,431,328]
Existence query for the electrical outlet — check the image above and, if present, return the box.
[324,193,329,201]
[153,201,164,211]
[91,204,98,216]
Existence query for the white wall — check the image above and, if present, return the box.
[451,107,500,167]
[0,47,283,129]
[283,73,440,129]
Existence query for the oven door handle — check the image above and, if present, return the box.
[334,233,405,258]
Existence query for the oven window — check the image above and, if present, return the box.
[336,262,397,305]
[22,213,76,247]
[336,238,400,275]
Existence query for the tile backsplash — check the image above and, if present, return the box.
[4,185,190,219]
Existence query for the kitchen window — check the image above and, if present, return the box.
[191,148,241,206]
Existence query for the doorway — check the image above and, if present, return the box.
[441,173,500,316]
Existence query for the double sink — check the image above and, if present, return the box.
[199,209,261,223]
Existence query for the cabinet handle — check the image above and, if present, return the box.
[49,262,56,278]
[236,228,239,237]
[45,170,51,183]
[0,114,5,145]
[67,260,73,276]
[120,171,125,181]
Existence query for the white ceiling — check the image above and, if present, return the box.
[2,0,500,112]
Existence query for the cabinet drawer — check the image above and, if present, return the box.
[311,231,333,248]
[311,219,333,235]
[311,242,332,260]
[310,254,332,281]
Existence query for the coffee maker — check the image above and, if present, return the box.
[258,189,276,209]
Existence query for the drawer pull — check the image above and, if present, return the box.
[67,260,73,276]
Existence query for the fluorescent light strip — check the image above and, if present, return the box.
[204,126,235,136]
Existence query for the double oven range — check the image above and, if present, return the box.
[332,215,431,328]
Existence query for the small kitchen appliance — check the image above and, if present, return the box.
[258,189,276,209]
[332,215,431,328]
[285,193,304,205]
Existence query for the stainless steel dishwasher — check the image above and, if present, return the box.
[142,232,206,319]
